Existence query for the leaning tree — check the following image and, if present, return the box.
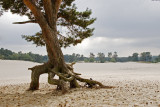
[0,0,106,92]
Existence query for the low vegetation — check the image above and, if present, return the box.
[1,48,160,63]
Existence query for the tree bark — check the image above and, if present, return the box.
[28,62,52,90]
[23,0,107,92]
[70,79,80,88]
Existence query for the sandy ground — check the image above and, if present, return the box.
[0,60,160,107]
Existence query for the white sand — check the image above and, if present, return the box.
[0,60,160,107]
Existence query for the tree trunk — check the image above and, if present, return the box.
[23,0,107,92]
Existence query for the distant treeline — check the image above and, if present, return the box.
[64,52,160,63]
[0,48,48,63]
[0,48,160,63]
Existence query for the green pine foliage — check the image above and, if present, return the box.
[22,32,45,47]
[0,0,96,48]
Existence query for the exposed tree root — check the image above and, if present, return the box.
[28,62,113,92]
[28,62,53,91]
[70,79,80,88]
[48,72,68,93]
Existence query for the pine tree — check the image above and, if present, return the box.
[97,52,105,63]
[0,0,106,92]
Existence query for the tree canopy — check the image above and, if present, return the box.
[0,0,96,48]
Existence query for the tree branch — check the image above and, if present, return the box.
[13,20,37,24]
[53,0,62,14]
[23,0,48,28]
[43,0,54,28]
[43,0,62,29]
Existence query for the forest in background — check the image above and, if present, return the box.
[0,48,160,63]
[0,48,48,63]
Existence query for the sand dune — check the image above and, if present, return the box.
[0,60,160,107]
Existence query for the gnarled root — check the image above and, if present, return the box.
[49,63,108,89]
[28,62,52,91]
[48,72,68,93]
[70,79,80,88]
[28,62,111,92]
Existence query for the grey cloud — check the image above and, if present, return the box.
[76,0,160,39]
[131,37,160,48]
[63,36,160,57]
[1,0,160,56]
[75,0,160,56]
[0,12,40,45]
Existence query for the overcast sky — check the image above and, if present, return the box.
[0,0,160,57]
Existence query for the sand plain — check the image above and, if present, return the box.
[0,60,160,107]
